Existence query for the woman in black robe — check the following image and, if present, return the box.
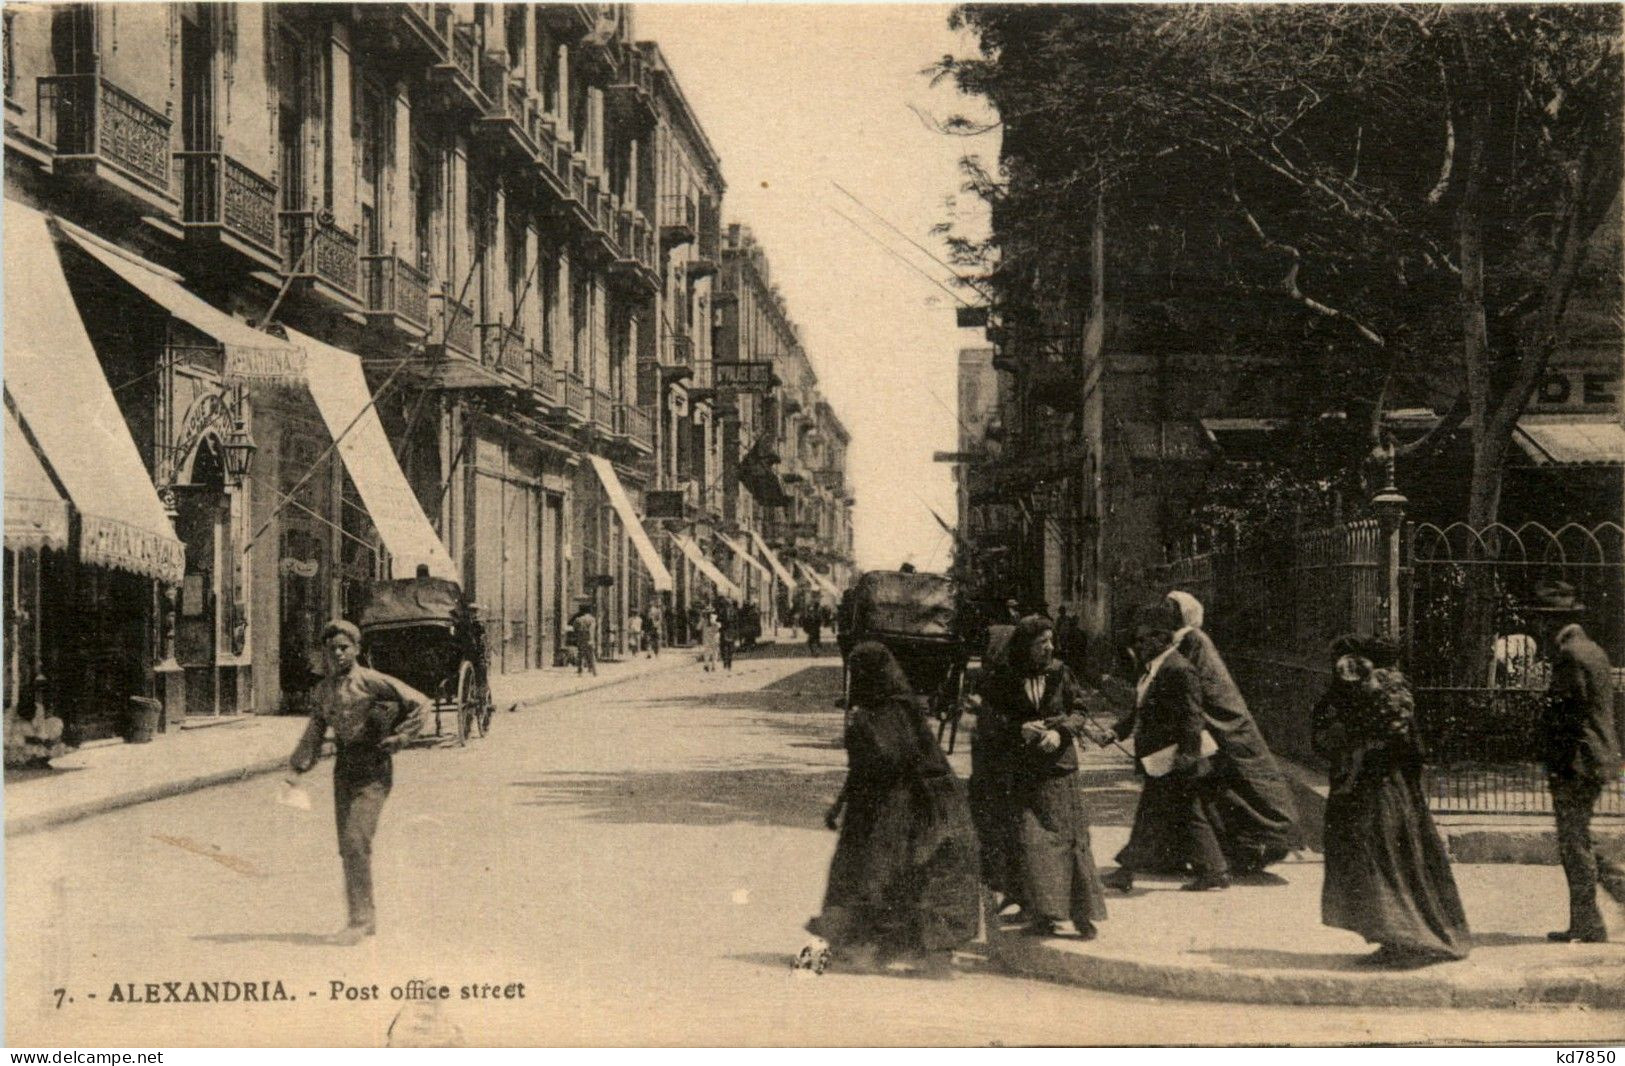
[1166,591,1300,874]
[1312,635,1471,965]
[983,617,1110,937]
[808,641,981,972]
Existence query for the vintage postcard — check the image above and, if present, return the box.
[4,0,1622,1049]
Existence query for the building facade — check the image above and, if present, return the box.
[2,4,857,757]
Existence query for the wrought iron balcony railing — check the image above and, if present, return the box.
[530,344,558,403]
[37,72,172,196]
[280,209,361,300]
[436,292,476,357]
[660,193,697,245]
[591,387,615,432]
[479,319,530,382]
[557,368,589,418]
[176,149,278,258]
[616,403,655,450]
[362,251,431,334]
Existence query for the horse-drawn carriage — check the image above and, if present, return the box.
[359,576,493,744]
[843,569,969,751]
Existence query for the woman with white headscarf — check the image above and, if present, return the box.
[1165,590,1300,875]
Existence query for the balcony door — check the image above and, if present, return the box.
[276,29,306,212]
[179,8,214,155]
[358,82,389,257]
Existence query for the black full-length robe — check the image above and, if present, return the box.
[1178,628,1300,870]
[809,661,980,955]
[1312,670,1470,959]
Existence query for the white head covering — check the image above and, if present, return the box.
[1166,590,1204,630]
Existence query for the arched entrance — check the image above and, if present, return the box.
[170,430,243,718]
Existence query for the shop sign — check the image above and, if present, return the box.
[714,362,775,392]
[1528,365,1621,413]
[224,345,306,386]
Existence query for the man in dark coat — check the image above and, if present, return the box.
[1526,581,1625,942]
[1107,603,1230,891]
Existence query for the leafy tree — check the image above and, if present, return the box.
[939,4,1621,528]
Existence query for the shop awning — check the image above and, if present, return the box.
[58,219,306,384]
[1514,417,1625,467]
[671,532,743,601]
[4,400,69,552]
[4,199,185,582]
[750,529,796,588]
[799,561,842,601]
[718,531,774,583]
[587,454,674,592]
[284,328,457,579]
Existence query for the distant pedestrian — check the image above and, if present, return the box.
[697,608,719,671]
[646,602,663,658]
[570,604,598,676]
[288,620,429,945]
[1312,634,1470,965]
[985,616,1110,937]
[718,600,737,671]
[1523,581,1625,943]
[804,641,980,975]
[628,611,644,656]
[805,606,824,655]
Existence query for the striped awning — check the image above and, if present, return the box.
[1514,417,1625,466]
[4,400,69,552]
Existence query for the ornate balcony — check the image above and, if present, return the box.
[530,344,558,404]
[556,368,589,422]
[37,72,173,202]
[661,193,697,248]
[362,251,431,336]
[478,319,530,383]
[606,47,657,131]
[616,403,655,452]
[591,387,615,433]
[429,12,487,113]
[176,149,279,266]
[353,4,447,63]
[280,208,361,304]
[609,208,659,291]
[434,292,477,358]
[475,60,538,162]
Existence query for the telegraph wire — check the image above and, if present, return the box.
[827,204,974,309]
[831,180,995,305]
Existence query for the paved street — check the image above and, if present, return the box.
[7,650,1618,1047]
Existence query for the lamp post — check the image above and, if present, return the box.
[220,389,257,486]
[1369,433,1408,641]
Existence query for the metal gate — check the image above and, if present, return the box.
[1405,521,1624,815]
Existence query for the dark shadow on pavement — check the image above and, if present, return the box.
[1470,931,1559,948]
[511,767,848,829]
[193,931,337,947]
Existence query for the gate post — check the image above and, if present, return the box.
[1370,437,1408,641]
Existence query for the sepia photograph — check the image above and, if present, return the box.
[2,0,1622,1049]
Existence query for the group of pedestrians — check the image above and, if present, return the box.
[802,578,1621,976]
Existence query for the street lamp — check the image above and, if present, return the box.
[221,414,257,486]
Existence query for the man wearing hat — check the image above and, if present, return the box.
[1525,580,1625,942]
[289,620,431,945]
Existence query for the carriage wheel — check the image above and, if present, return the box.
[456,661,479,744]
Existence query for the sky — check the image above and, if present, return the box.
[633,3,996,574]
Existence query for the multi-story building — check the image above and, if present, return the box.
[2,2,864,751]
[716,224,854,618]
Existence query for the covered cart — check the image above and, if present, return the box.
[358,576,493,744]
[845,569,969,751]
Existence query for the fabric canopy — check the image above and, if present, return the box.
[799,561,842,601]
[749,529,796,588]
[1513,417,1625,467]
[4,400,69,552]
[717,531,773,583]
[671,532,743,602]
[59,220,306,384]
[588,454,674,592]
[284,328,457,580]
[4,199,185,582]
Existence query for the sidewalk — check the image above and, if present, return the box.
[985,744,1625,1009]
[4,652,690,838]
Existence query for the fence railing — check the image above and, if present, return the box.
[1139,518,1624,817]
[38,72,172,194]
[280,209,360,299]
[176,149,279,257]
[361,252,431,333]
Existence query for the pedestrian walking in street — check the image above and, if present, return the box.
[646,602,663,658]
[718,599,737,671]
[804,605,824,655]
[805,641,981,975]
[1158,590,1299,876]
[965,628,1026,922]
[982,616,1110,937]
[1100,603,1231,893]
[570,604,598,677]
[628,610,644,657]
[1312,634,1470,965]
[1523,581,1625,943]
[288,620,430,945]
[697,607,719,671]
